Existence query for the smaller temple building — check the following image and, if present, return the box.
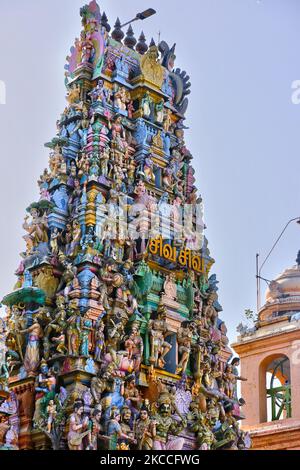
[233,253,300,450]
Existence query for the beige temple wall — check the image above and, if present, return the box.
[233,328,300,427]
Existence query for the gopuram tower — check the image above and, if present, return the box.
[0,1,250,451]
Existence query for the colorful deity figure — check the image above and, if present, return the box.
[67,400,90,451]
[176,321,195,375]
[148,304,172,369]
[155,99,164,124]
[46,400,57,433]
[33,359,56,425]
[80,317,93,357]
[19,315,44,375]
[123,374,142,417]
[23,207,49,254]
[100,145,110,177]
[94,320,105,362]
[202,292,218,328]
[152,393,186,451]
[109,115,128,153]
[69,220,81,257]
[105,408,131,450]
[119,406,135,449]
[50,227,60,255]
[114,86,129,112]
[141,155,155,184]
[124,321,144,372]
[230,357,247,400]
[0,348,9,392]
[87,405,103,450]
[66,302,81,356]
[135,405,156,450]
[89,79,110,106]
[80,31,95,64]
[188,402,216,450]
[141,92,152,119]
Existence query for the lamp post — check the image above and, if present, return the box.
[120,8,157,29]
[256,217,300,311]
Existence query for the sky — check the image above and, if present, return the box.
[0,0,300,344]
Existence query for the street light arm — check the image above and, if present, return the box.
[256,216,300,312]
[258,217,300,276]
[120,8,157,29]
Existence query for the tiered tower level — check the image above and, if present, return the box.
[0,1,250,451]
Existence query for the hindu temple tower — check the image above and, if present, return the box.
[0,1,250,451]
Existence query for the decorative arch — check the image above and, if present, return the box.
[259,353,291,423]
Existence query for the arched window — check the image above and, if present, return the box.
[266,356,291,421]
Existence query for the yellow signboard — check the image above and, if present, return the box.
[148,237,204,274]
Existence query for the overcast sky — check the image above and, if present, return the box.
[0,0,300,343]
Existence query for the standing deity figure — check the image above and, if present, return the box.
[23,207,49,252]
[87,406,103,450]
[80,31,95,64]
[46,400,57,433]
[155,99,164,124]
[80,317,92,357]
[100,146,110,177]
[176,321,195,375]
[114,86,129,112]
[94,320,105,362]
[148,304,172,369]
[124,375,142,417]
[135,406,156,450]
[119,406,135,449]
[230,357,247,400]
[106,409,135,450]
[124,322,144,372]
[19,316,44,375]
[0,347,9,392]
[152,395,186,451]
[163,108,172,133]
[188,402,216,450]
[127,100,134,119]
[67,401,90,451]
[109,115,128,153]
[49,145,63,177]
[50,227,60,255]
[66,302,81,356]
[141,92,152,119]
[142,155,155,183]
[202,292,218,327]
[106,317,125,365]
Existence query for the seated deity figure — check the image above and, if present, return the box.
[148,304,172,369]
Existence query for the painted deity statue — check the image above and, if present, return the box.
[152,395,186,451]
[67,401,90,451]
[23,208,48,254]
[176,321,196,375]
[19,316,44,375]
[148,304,172,369]
[135,406,156,450]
